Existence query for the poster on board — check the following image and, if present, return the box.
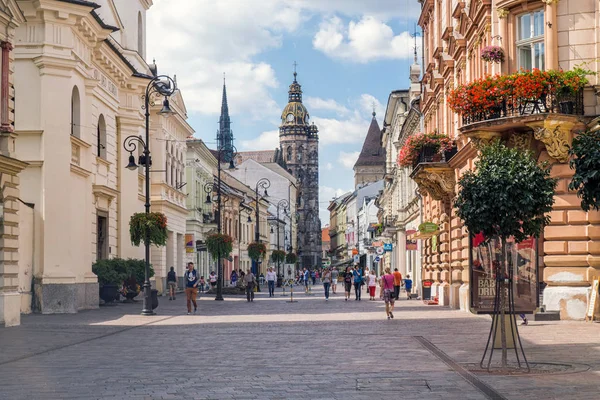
[469,233,538,314]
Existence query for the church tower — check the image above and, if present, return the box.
[279,69,321,269]
[217,76,234,162]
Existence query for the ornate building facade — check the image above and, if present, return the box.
[279,71,321,269]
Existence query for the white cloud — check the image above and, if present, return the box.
[313,16,413,63]
[324,162,334,170]
[240,130,280,151]
[319,185,353,225]
[338,151,360,169]
[358,94,385,118]
[305,97,350,115]
[313,112,368,146]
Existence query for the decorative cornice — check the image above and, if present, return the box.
[0,154,28,174]
[497,8,509,19]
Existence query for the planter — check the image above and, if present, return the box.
[99,284,119,303]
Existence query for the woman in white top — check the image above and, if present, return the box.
[367,271,377,300]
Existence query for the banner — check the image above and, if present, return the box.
[185,234,194,253]
[470,233,538,314]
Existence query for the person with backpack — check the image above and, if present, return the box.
[167,266,177,300]
[381,268,396,319]
[183,262,199,315]
[343,266,353,301]
[352,265,363,301]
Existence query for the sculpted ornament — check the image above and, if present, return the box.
[509,133,532,151]
[531,125,570,163]
[412,169,455,201]
[497,8,509,19]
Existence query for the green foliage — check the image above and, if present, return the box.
[248,242,267,261]
[271,250,286,263]
[454,140,557,242]
[129,212,168,247]
[569,130,600,211]
[206,233,233,260]
[92,258,154,287]
[286,252,298,264]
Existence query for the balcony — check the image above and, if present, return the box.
[410,146,457,201]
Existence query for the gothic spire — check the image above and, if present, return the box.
[218,74,233,160]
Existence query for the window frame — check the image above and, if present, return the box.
[515,9,545,71]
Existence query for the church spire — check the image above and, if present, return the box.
[218,73,233,161]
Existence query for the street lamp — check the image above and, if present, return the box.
[274,199,289,285]
[203,145,237,301]
[253,177,270,291]
[123,74,176,316]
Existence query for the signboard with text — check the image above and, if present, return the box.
[469,233,538,314]
[185,234,194,253]
[406,229,418,251]
[383,243,393,252]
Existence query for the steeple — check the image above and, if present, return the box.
[217,73,234,161]
[288,63,303,103]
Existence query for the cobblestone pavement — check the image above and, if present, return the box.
[0,285,599,400]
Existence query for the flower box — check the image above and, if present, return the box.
[397,132,455,168]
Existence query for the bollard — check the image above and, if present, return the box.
[287,284,297,303]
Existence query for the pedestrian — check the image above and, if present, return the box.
[183,262,199,315]
[331,267,339,294]
[322,267,331,301]
[393,268,403,300]
[381,268,396,319]
[352,265,363,301]
[266,267,277,297]
[230,269,238,287]
[311,269,316,285]
[343,266,353,301]
[199,276,206,293]
[303,268,310,293]
[404,274,413,300]
[167,266,177,300]
[209,271,217,289]
[519,314,528,325]
[244,268,256,302]
[367,269,377,300]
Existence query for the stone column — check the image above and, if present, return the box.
[545,1,559,70]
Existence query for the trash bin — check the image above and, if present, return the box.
[422,280,433,300]
[277,275,282,288]
[151,289,159,310]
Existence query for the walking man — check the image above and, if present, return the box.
[266,267,277,297]
[393,268,403,300]
[352,265,363,301]
[244,268,256,302]
[167,266,177,300]
[382,268,396,319]
[322,268,332,301]
[405,274,413,300]
[331,268,339,294]
[303,268,310,293]
[183,262,199,315]
[343,267,353,301]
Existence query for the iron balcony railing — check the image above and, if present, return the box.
[412,146,458,170]
[461,88,584,126]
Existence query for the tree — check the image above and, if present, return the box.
[569,129,600,212]
[454,140,557,369]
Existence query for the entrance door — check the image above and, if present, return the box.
[96,212,108,261]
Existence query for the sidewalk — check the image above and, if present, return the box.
[0,286,598,399]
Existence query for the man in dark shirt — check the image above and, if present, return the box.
[183,262,199,314]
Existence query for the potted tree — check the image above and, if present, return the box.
[93,259,127,303]
[455,140,557,370]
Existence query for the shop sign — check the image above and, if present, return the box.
[383,243,393,252]
[185,234,194,253]
[376,247,384,255]
[418,222,438,233]
[470,233,538,314]
[406,229,418,251]
[423,279,433,288]
[352,248,359,255]
[432,235,438,252]
[196,240,207,252]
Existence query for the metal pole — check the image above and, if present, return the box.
[215,153,224,301]
[254,184,261,292]
[277,206,281,282]
[141,84,154,316]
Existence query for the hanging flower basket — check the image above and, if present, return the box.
[129,212,168,247]
[481,46,505,63]
[286,252,298,264]
[248,242,267,261]
[397,132,454,168]
[271,250,286,263]
[206,233,233,260]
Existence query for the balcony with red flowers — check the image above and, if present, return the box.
[398,133,457,201]
[449,69,589,162]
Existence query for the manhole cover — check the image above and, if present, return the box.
[462,362,590,376]
[356,378,430,392]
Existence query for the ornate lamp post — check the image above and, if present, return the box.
[253,177,270,291]
[272,199,289,285]
[123,75,176,316]
[203,146,237,301]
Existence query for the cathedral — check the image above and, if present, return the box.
[279,70,322,269]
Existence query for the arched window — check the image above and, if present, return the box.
[287,146,292,161]
[137,12,144,57]
[97,114,107,159]
[297,146,304,162]
[71,87,81,138]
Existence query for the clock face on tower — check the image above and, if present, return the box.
[286,113,294,122]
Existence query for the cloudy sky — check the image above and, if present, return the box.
[147,0,421,224]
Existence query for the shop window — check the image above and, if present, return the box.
[97,114,107,159]
[516,9,545,71]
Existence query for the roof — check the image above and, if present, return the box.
[236,150,277,163]
[353,114,385,168]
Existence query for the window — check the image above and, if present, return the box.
[97,114,107,159]
[71,87,80,138]
[287,146,292,161]
[96,212,108,261]
[516,10,545,71]
[297,146,303,162]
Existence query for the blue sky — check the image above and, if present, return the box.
[147,0,421,223]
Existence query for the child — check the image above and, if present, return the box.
[199,276,206,293]
[404,274,413,300]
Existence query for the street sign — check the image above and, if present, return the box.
[376,247,384,255]
[353,255,360,263]
[375,256,381,262]
[383,243,393,252]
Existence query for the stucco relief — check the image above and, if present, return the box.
[412,168,455,201]
[528,122,571,163]
[509,132,532,151]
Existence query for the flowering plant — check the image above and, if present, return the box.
[397,132,454,168]
[206,233,233,260]
[129,212,168,247]
[481,46,505,63]
[248,242,267,261]
[286,252,298,264]
[271,249,286,263]
[448,69,589,116]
